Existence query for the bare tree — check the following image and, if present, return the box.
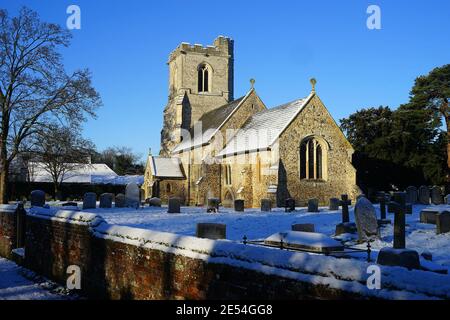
[31,125,95,199]
[0,7,101,203]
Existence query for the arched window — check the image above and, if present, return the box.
[198,64,209,93]
[299,137,327,180]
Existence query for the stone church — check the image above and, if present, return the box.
[143,36,360,207]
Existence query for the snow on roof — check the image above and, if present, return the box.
[29,162,117,184]
[172,91,252,153]
[217,94,313,157]
[28,162,143,186]
[149,156,185,179]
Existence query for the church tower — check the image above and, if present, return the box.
[160,36,234,156]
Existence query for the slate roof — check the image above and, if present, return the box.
[217,94,313,157]
[149,156,185,179]
[172,92,250,153]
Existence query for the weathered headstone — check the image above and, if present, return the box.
[354,197,379,242]
[329,198,340,211]
[390,192,407,249]
[234,199,244,212]
[406,186,418,204]
[148,197,162,207]
[265,231,344,253]
[376,191,391,225]
[418,185,430,205]
[285,198,296,212]
[99,193,113,208]
[431,186,443,205]
[420,208,439,224]
[377,191,421,270]
[196,223,226,240]
[291,223,315,233]
[445,194,450,205]
[307,199,319,212]
[356,194,367,201]
[377,248,421,270]
[125,182,140,208]
[207,198,220,213]
[340,194,351,223]
[30,190,45,207]
[82,192,96,210]
[168,197,181,213]
[115,194,125,208]
[261,198,272,212]
[436,211,450,234]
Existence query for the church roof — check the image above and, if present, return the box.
[217,93,314,157]
[149,156,185,179]
[172,91,251,153]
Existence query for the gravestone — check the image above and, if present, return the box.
[390,192,407,249]
[418,186,430,205]
[261,198,272,212]
[436,211,450,234]
[99,193,113,208]
[340,194,351,223]
[148,197,162,207]
[125,182,140,208]
[406,186,418,204]
[307,199,319,212]
[115,194,125,208]
[329,198,340,211]
[291,223,315,233]
[354,197,379,242]
[377,191,421,269]
[445,195,450,205]
[356,194,367,201]
[168,197,181,213]
[420,208,439,224]
[234,199,244,212]
[207,198,220,213]
[285,198,295,212]
[30,190,45,207]
[264,231,344,253]
[82,192,96,210]
[196,223,226,240]
[376,191,391,225]
[431,186,443,205]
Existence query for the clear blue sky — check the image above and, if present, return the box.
[2,0,450,160]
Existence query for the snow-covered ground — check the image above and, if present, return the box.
[0,258,77,300]
[74,203,450,269]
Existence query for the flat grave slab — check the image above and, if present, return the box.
[264,231,344,253]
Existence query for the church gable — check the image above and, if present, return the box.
[172,88,264,154]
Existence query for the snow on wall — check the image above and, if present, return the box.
[25,207,450,299]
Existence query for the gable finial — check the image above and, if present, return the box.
[310,78,317,92]
[250,78,255,89]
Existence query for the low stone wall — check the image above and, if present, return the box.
[0,205,18,259]
[2,206,449,300]
[21,208,450,300]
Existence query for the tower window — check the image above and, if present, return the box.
[300,137,327,180]
[198,64,210,93]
